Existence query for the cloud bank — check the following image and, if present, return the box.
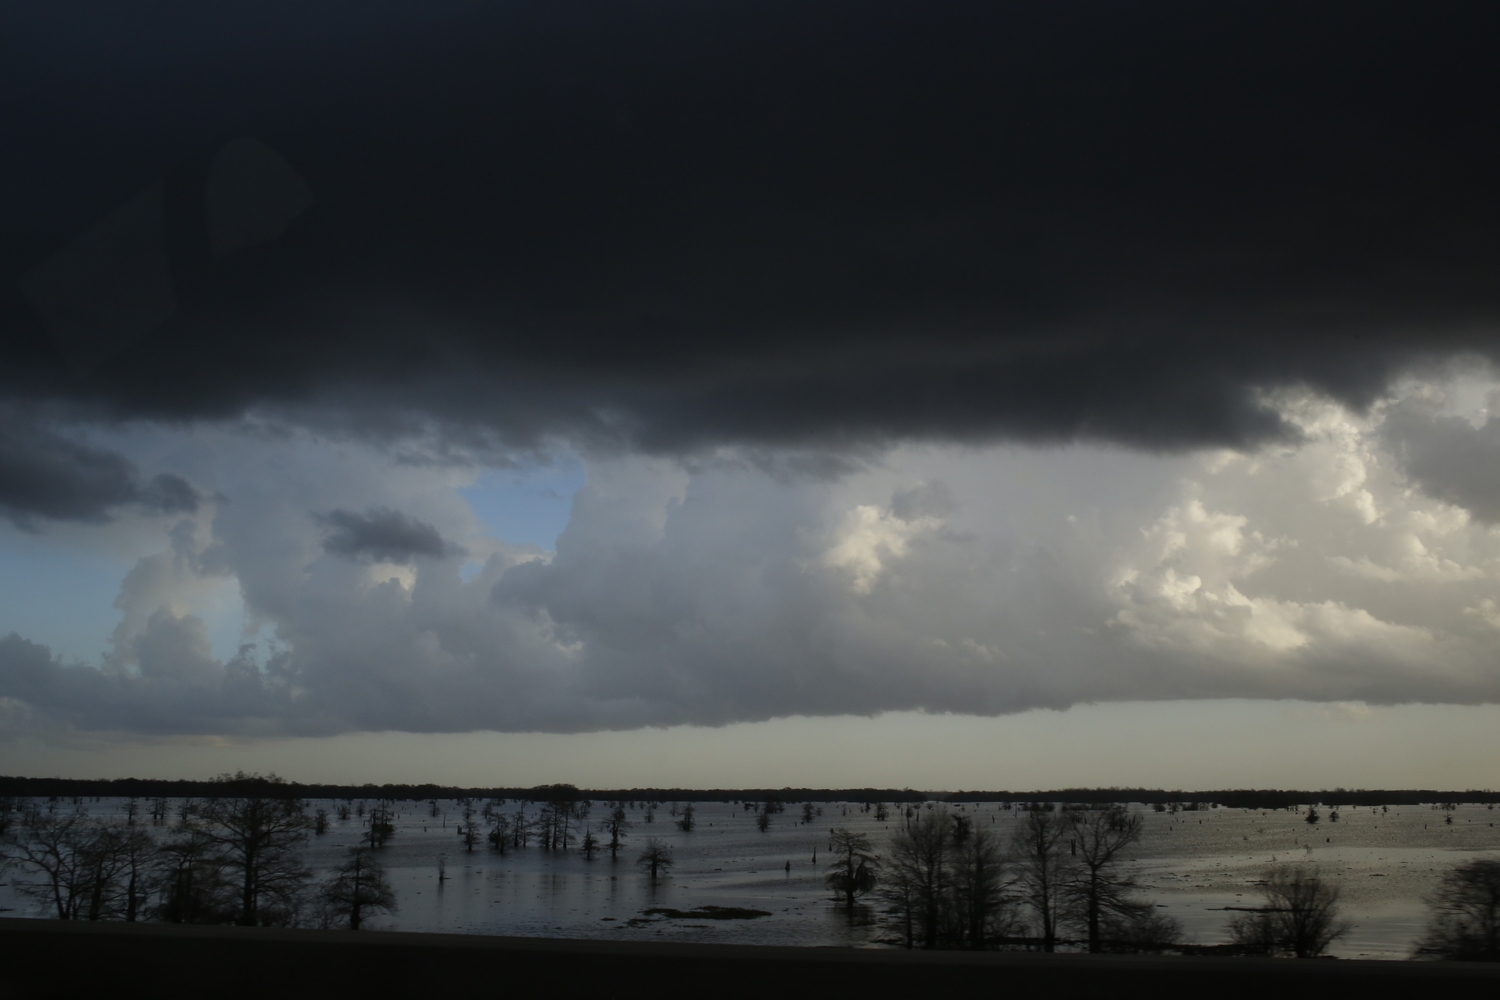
[6,381,1500,737]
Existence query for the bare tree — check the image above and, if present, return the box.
[484,804,511,855]
[601,806,631,860]
[1010,807,1070,952]
[1416,858,1500,960]
[6,812,94,919]
[319,847,397,930]
[1230,866,1350,958]
[189,773,313,926]
[677,804,696,832]
[636,838,675,882]
[571,801,593,847]
[880,807,954,949]
[825,828,879,911]
[155,833,235,924]
[458,801,480,852]
[4,814,157,922]
[951,826,1011,950]
[367,802,395,848]
[1064,805,1145,953]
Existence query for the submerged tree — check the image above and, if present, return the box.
[824,828,878,912]
[458,800,481,852]
[320,847,397,931]
[1010,807,1069,952]
[1230,866,1350,958]
[485,807,511,855]
[189,773,313,926]
[950,826,1011,950]
[880,808,954,949]
[155,833,235,924]
[636,838,675,883]
[1064,806,1145,953]
[1416,858,1500,960]
[601,806,630,860]
[367,803,396,848]
[4,812,161,922]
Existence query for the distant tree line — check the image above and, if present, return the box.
[5,776,1498,811]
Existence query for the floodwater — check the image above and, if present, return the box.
[5,797,1498,958]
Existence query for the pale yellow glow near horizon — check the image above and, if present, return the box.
[7,699,1500,792]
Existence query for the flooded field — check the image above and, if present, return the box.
[5,796,1498,958]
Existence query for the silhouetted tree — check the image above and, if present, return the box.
[188,773,313,926]
[483,802,510,854]
[825,828,878,911]
[320,847,396,930]
[951,826,1011,950]
[155,834,234,924]
[1011,806,1069,952]
[6,812,97,919]
[367,802,396,848]
[4,814,157,922]
[636,838,675,882]
[459,801,480,852]
[601,806,630,860]
[1230,866,1350,958]
[880,808,953,949]
[1064,806,1145,953]
[1416,858,1500,960]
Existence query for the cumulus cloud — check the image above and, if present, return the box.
[7,377,1500,739]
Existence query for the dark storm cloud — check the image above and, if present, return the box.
[0,418,199,527]
[5,2,1500,456]
[319,507,465,563]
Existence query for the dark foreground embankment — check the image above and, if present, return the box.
[3,918,1498,999]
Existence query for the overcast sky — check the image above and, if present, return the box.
[6,3,1500,789]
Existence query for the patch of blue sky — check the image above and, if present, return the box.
[0,527,124,664]
[457,453,585,557]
